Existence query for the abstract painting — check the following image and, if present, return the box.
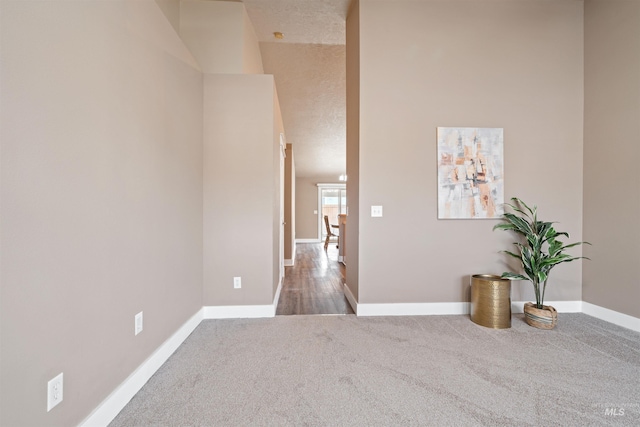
[437,127,504,219]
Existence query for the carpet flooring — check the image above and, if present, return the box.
[110,313,640,426]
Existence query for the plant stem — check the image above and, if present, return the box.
[534,279,541,309]
[540,278,549,309]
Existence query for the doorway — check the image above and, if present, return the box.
[318,183,346,240]
[275,182,352,316]
[275,242,354,315]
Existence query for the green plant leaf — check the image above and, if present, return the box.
[502,250,521,260]
[500,272,529,281]
[492,197,591,306]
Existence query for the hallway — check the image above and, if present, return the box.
[276,243,354,315]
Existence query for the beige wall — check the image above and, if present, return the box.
[295,177,319,240]
[180,0,263,74]
[180,0,242,73]
[346,0,361,300]
[243,7,265,74]
[352,0,585,304]
[155,0,180,33]
[203,74,280,306]
[2,0,636,425]
[284,144,296,261]
[0,1,203,425]
[272,89,285,294]
[583,0,640,317]
[295,175,343,240]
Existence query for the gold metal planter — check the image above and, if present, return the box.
[470,274,511,329]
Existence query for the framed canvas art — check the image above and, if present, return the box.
[437,127,504,219]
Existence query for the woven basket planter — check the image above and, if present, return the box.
[524,302,557,329]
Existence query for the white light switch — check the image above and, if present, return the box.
[371,205,383,217]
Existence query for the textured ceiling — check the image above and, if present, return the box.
[242,0,351,45]
[240,0,350,179]
[261,42,346,178]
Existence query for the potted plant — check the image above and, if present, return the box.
[493,197,590,329]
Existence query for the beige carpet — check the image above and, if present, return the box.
[110,313,640,426]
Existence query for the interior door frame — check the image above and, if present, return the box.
[316,183,346,240]
[279,134,286,286]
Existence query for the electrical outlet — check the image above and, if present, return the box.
[135,311,143,335]
[47,373,63,412]
[233,277,241,289]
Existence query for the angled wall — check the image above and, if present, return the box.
[180,0,264,74]
[203,74,282,307]
[183,0,282,309]
[155,0,180,33]
[0,1,203,425]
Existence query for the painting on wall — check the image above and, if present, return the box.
[437,127,504,219]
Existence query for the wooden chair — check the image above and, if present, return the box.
[324,215,339,250]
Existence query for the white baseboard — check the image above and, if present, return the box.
[355,301,471,317]
[203,304,275,319]
[345,296,587,318]
[347,298,639,332]
[343,283,358,314]
[77,297,640,427]
[78,308,203,427]
[295,238,320,243]
[582,301,640,332]
[79,283,283,426]
[284,241,295,265]
[510,300,582,314]
[273,278,283,311]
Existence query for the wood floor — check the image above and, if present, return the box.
[276,242,355,316]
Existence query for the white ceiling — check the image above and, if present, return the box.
[241,0,351,179]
